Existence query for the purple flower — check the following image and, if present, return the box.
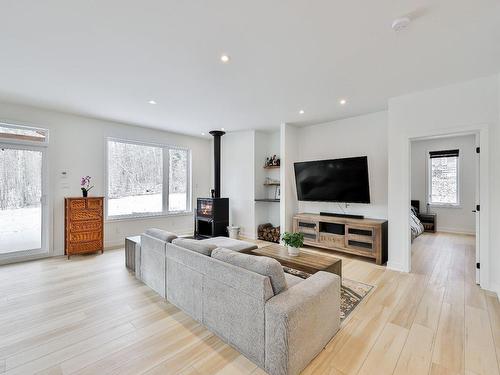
[80,176,93,190]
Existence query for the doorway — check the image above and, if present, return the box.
[410,132,480,284]
[0,142,49,262]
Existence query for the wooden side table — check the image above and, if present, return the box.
[125,236,141,278]
[418,213,437,233]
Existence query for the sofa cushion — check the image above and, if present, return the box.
[145,228,177,243]
[200,237,258,252]
[172,238,217,256]
[211,248,287,295]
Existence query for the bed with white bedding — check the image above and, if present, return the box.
[410,207,424,241]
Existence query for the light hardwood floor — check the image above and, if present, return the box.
[0,233,499,374]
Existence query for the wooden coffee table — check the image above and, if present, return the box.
[243,244,342,278]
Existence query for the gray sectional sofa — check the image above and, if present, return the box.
[137,228,341,375]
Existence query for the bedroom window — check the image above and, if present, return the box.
[106,139,191,219]
[428,149,459,206]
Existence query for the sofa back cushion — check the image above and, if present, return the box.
[211,248,287,295]
[145,228,177,243]
[172,238,217,256]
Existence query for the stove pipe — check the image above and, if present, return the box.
[209,130,225,198]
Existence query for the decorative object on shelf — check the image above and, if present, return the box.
[210,189,216,199]
[264,154,280,168]
[275,186,281,200]
[264,177,280,185]
[281,232,304,257]
[80,175,94,197]
[258,223,280,243]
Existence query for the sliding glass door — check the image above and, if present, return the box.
[0,143,48,260]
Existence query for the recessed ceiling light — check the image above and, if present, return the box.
[148,100,157,105]
[221,127,225,131]
[299,110,305,115]
[392,17,411,32]
[220,54,230,63]
[339,99,347,105]
[201,132,206,136]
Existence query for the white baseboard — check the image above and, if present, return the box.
[437,227,475,235]
[104,227,194,249]
[386,261,408,273]
[240,231,256,240]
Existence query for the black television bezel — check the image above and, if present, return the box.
[294,156,371,204]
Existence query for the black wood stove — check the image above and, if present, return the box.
[194,130,229,238]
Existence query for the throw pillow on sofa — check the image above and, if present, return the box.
[172,238,217,256]
[211,248,287,295]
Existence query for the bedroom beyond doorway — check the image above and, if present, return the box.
[410,133,479,284]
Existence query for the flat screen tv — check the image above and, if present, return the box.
[294,156,370,203]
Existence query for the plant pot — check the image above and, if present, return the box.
[287,245,300,257]
[82,190,88,198]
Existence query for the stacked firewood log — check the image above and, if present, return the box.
[258,223,280,243]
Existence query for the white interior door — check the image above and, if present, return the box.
[0,143,48,261]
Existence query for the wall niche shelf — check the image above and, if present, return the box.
[263,182,280,186]
[255,199,280,203]
[263,165,280,169]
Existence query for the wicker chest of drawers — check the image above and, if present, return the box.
[65,197,104,258]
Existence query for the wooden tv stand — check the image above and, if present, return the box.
[293,213,388,265]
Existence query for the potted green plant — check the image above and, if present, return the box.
[281,232,304,257]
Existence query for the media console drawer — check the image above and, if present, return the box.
[293,214,387,265]
[319,232,344,248]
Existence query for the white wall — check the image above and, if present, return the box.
[221,130,255,238]
[280,123,299,233]
[296,111,388,219]
[411,135,476,234]
[0,101,212,256]
[388,75,499,293]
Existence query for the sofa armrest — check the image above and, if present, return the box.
[265,271,341,375]
[140,234,168,298]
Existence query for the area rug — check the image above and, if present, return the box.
[283,267,373,321]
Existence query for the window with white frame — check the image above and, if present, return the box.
[428,149,459,206]
[107,139,190,219]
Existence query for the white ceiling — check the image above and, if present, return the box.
[0,0,499,137]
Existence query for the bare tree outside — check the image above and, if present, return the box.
[0,148,42,253]
[430,156,458,204]
[107,140,189,217]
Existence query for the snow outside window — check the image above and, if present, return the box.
[428,149,459,206]
[107,139,190,219]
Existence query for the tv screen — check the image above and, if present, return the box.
[294,156,370,203]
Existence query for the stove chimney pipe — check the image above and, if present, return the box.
[209,130,225,198]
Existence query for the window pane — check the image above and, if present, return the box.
[0,124,47,143]
[0,148,42,253]
[108,141,163,216]
[430,156,458,204]
[169,149,188,212]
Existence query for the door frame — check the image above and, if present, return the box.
[0,142,50,265]
[405,124,489,291]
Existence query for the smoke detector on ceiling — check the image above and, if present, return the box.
[392,17,411,32]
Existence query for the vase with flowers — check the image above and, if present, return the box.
[80,176,94,197]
